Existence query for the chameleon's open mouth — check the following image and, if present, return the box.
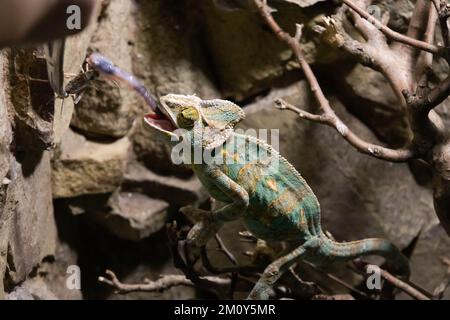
[143,105,177,133]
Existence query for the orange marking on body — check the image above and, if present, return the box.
[266,179,278,192]
[221,149,228,157]
[298,208,307,226]
[268,190,297,214]
[237,163,254,179]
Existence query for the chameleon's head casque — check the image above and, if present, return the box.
[199,99,245,130]
[143,93,246,147]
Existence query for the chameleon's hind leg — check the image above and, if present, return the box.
[247,237,320,300]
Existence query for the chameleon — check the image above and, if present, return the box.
[87,53,410,300]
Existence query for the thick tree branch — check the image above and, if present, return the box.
[315,6,411,105]
[254,0,416,162]
[313,14,382,71]
[416,4,438,78]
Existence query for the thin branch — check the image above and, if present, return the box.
[348,0,380,42]
[215,234,238,265]
[433,256,450,299]
[201,246,264,274]
[352,261,431,300]
[99,270,194,293]
[98,269,230,294]
[342,0,443,55]
[276,100,416,162]
[303,261,372,299]
[312,294,355,300]
[432,0,450,48]
[254,0,416,162]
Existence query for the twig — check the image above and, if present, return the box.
[215,234,238,265]
[276,100,416,161]
[201,246,264,274]
[303,261,372,299]
[433,256,450,299]
[342,0,443,55]
[432,0,450,49]
[98,269,231,294]
[99,270,194,293]
[254,0,416,162]
[312,294,355,300]
[352,261,431,300]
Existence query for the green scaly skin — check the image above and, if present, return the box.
[143,94,410,300]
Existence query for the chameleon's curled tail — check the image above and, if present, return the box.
[319,234,410,278]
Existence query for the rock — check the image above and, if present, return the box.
[285,0,327,7]
[36,242,83,300]
[0,52,11,181]
[9,49,55,149]
[5,286,34,300]
[377,0,415,33]
[2,151,57,291]
[337,64,411,147]
[0,54,11,298]
[70,0,140,138]
[54,188,171,242]
[0,50,57,298]
[123,161,207,207]
[402,223,450,300]
[239,81,434,248]
[17,277,59,300]
[50,205,197,300]
[52,129,131,198]
[198,0,339,100]
[132,0,219,99]
[92,191,169,241]
[0,9,103,296]
[125,0,221,175]
[130,120,193,178]
[52,1,102,144]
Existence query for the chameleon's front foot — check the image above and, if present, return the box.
[186,219,222,247]
[181,205,223,247]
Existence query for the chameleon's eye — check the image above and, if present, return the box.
[177,107,199,129]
